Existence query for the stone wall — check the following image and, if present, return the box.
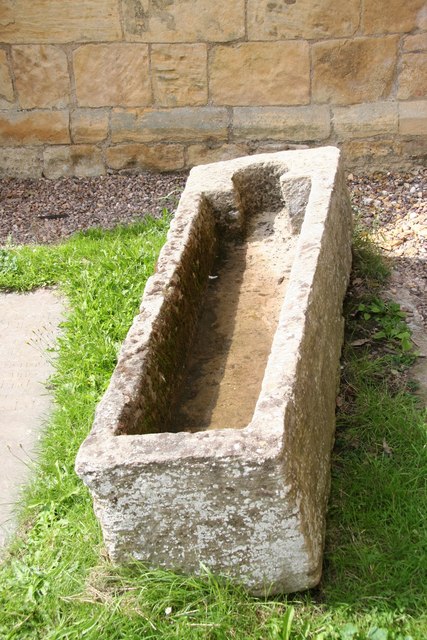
[0,1,426,177]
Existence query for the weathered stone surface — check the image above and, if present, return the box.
[363,0,427,34]
[233,106,330,141]
[74,44,151,108]
[398,53,427,100]
[0,0,122,43]
[210,43,310,106]
[341,138,400,170]
[186,143,249,167]
[247,0,360,40]
[400,137,427,164]
[122,0,245,42]
[403,32,427,52]
[106,143,184,172]
[418,5,427,29]
[0,49,14,109]
[0,147,43,178]
[12,45,69,109]
[152,44,207,107]
[0,111,69,146]
[253,142,309,154]
[111,107,228,143]
[350,138,427,170]
[75,147,353,595]
[312,37,398,105]
[0,0,13,28]
[333,103,398,139]
[399,101,427,136]
[43,145,105,179]
[71,109,109,143]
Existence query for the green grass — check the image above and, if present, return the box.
[0,218,426,639]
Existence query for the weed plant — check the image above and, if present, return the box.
[0,217,425,639]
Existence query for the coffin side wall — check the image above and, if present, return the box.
[102,194,218,435]
[280,163,353,582]
[0,1,425,177]
[90,453,311,595]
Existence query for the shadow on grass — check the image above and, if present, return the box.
[313,246,427,622]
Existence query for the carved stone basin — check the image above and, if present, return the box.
[76,147,352,594]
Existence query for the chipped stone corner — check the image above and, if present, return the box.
[75,146,353,595]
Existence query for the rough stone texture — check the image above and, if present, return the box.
[0,0,122,43]
[74,44,151,108]
[0,0,13,28]
[418,5,427,29]
[105,143,185,172]
[247,0,360,40]
[121,0,245,43]
[12,44,69,109]
[399,101,427,136]
[254,142,309,154]
[398,53,427,100]
[400,137,427,164]
[152,44,207,107]
[75,147,353,595]
[43,145,105,178]
[111,107,228,143]
[0,111,69,146]
[71,109,109,144]
[233,106,330,141]
[0,2,423,174]
[0,49,13,109]
[210,42,310,106]
[186,143,250,167]
[362,0,427,34]
[333,103,398,139]
[312,37,398,105]
[340,138,401,170]
[0,147,43,178]
[403,32,427,52]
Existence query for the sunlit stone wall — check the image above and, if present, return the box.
[0,0,425,177]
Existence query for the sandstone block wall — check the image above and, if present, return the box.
[0,1,426,177]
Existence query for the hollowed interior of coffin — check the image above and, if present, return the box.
[116,164,311,435]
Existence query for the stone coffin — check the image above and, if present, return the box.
[75,147,352,594]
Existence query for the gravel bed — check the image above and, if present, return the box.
[349,167,426,326]
[0,172,188,245]
[0,167,425,324]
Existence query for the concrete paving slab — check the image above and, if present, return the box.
[0,289,63,548]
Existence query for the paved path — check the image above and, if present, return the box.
[0,289,63,548]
